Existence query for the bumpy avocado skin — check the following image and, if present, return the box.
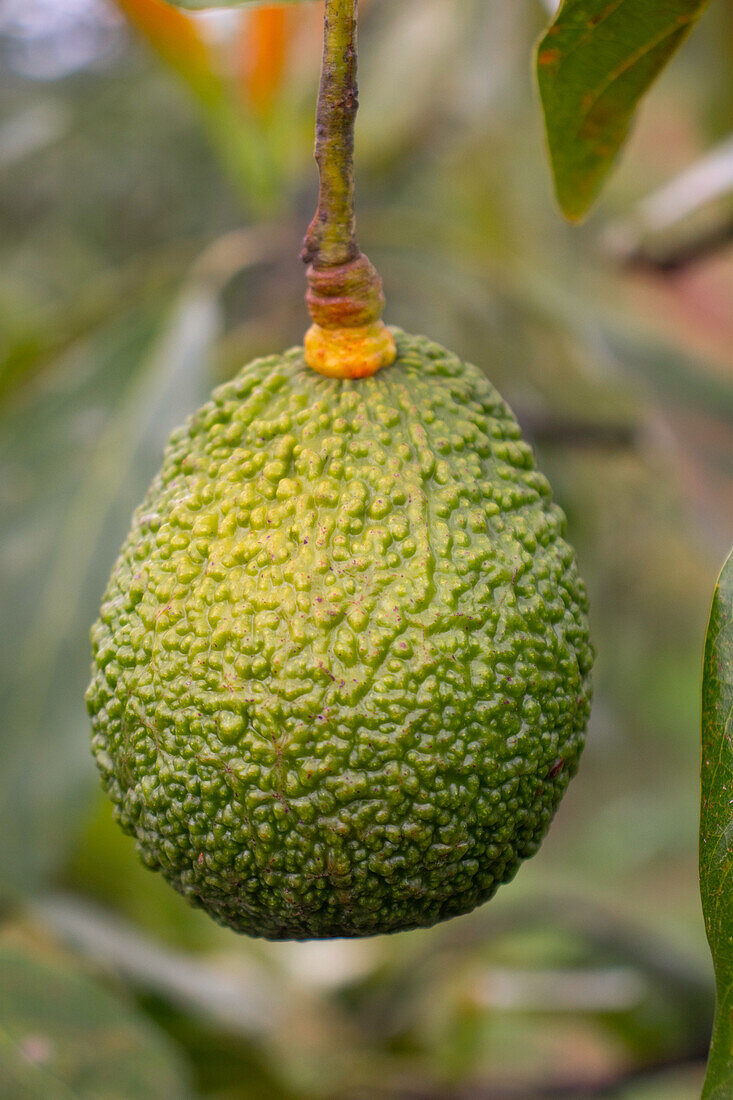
[87,331,593,939]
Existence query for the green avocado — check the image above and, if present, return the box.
[87,330,593,939]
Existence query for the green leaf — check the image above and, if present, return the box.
[536,0,712,221]
[0,942,192,1098]
[700,548,733,1098]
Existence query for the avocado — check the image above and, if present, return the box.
[87,330,592,939]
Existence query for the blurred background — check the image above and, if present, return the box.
[1,1,732,1096]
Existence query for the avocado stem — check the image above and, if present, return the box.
[301,0,395,379]
[302,0,358,269]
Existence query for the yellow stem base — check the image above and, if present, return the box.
[304,321,396,379]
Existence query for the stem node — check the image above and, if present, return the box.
[302,0,395,378]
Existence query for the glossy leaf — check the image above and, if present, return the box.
[0,943,192,1098]
[537,0,712,221]
[701,548,733,1098]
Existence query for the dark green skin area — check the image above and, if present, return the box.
[87,331,593,939]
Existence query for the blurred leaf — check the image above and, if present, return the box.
[115,0,220,102]
[35,895,281,1038]
[0,282,219,899]
[0,942,192,1099]
[700,548,733,1098]
[114,0,278,210]
[537,0,712,220]
[236,7,290,116]
[165,0,310,10]
[0,246,200,407]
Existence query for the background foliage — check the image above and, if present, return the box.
[1,0,732,1096]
